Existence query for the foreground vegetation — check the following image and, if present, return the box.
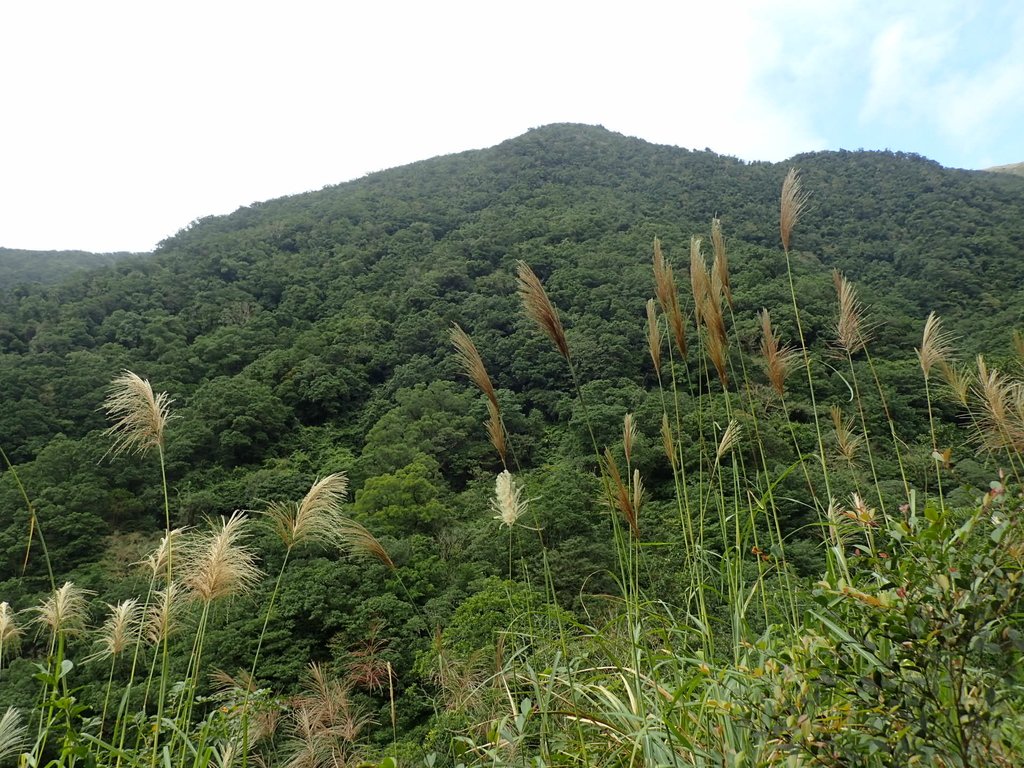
[2,128,1023,765]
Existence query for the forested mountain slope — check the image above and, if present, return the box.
[1,123,1023,759]
[0,247,133,292]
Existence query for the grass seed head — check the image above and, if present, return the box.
[917,311,957,380]
[833,270,870,355]
[334,520,396,570]
[140,527,186,578]
[91,598,143,661]
[102,370,172,458]
[485,399,507,467]
[780,168,809,252]
[646,298,662,372]
[759,309,798,397]
[711,218,733,309]
[653,239,687,357]
[451,323,499,410]
[492,470,527,528]
[265,473,348,551]
[516,261,571,361]
[146,582,188,644]
[0,602,21,666]
[715,420,742,461]
[184,512,262,604]
[32,581,93,638]
[623,413,637,465]
[0,707,28,763]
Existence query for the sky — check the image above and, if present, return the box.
[1,0,1022,254]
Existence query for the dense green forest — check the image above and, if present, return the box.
[1,124,1023,766]
[0,248,136,293]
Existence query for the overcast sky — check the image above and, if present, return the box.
[2,0,1022,254]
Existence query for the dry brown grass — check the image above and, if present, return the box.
[830,405,864,464]
[0,602,21,666]
[334,520,395,571]
[603,448,640,536]
[485,400,507,467]
[646,298,662,372]
[146,582,188,645]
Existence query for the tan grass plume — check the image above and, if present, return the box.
[661,414,676,469]
[603,448,640,536]
[652,239,687,357]
[939,360,972,406]
[917,311,956,380]
[264,473,348,552]
[184,512,262,604]
[715,420,743,461]
[833,269,870,355]
[1014,329,1024,363]
[972,356,1024,451]
[140,527,186,578]
[830,405,863,464]
[689,237,711,332]
[491,470,527,528]
[89,598,143,661]
[32,582,93,638]
[623,413,637,466]
[0,602,21,667]
[780,168,809,252]
[645,298,662,372]
[759,309,798,397]
[450,324,499,410]
[103,370,173,457]
[146,582,188,645]
[485,400,507,467]
[334,520,396,571]
[711,218,733,309]
[0,707,28,763]
[516,261,571,361]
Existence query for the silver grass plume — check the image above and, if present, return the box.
[88,598,143,662]
[264,473,348,552]
[780,168,809,252]
[516,261,571,361]
[32,581,92,639]
[184,512,262,604]
[102,370,173,457]
[491,470,527,528]
[0,708,28,763]
[0,602,21,668]
[146,582,188,645]
[917,312,956,380]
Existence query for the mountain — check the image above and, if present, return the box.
[986,161,1024,177]
[0,247,138,291]
[1,124,1023,752]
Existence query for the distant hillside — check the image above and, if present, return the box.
[0,247,139,291]
[986,161,1024,177]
